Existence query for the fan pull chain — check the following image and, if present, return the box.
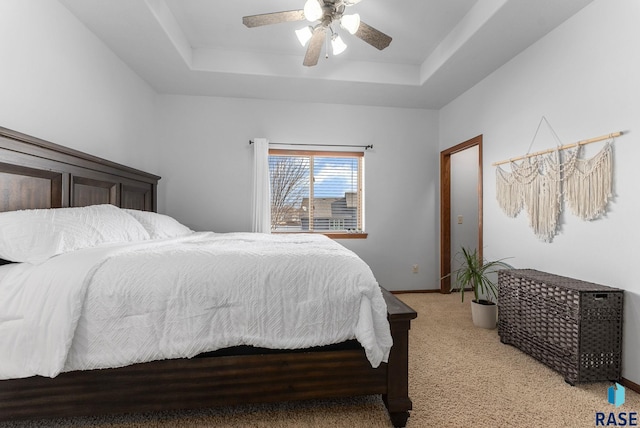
[325,32,329,59]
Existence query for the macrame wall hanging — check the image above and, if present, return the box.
[493,117,621,242]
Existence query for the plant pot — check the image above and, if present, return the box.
[470,300,497,329]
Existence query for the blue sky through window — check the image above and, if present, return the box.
[313,157,358,198]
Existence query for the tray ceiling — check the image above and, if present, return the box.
[59,0,594,109]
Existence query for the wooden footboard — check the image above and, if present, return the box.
[381,288,418,427]
[0,288,416,427]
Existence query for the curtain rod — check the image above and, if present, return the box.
[249,141,373,150]
[492,131,623,166]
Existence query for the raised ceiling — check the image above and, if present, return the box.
[59,0,594,109]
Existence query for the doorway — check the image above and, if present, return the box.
[440,135,483,293]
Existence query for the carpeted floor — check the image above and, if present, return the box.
[401,292,639,428]
[2,292,638,427]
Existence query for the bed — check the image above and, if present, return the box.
[0,126,417,427]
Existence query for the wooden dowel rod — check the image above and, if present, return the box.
[492,131,623,166]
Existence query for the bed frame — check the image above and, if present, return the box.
[0,127,417,427]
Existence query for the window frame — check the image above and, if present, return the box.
[268,149,367,239]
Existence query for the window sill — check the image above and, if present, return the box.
[325,232,368,240]
[273,232,368,240]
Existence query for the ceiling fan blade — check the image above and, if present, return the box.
[242,10,305,28]
[303,26,326,67]
[354,21,392,50]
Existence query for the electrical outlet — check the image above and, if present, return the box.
[412,264,419,274]
[457,215,463,224]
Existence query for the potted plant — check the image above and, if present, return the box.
[449,247,512,329]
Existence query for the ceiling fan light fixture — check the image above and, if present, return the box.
[331,34,347,55]
[295,26,313,46]
[340,13,360,35]
[303,0,323,22]
[242,1,392,67]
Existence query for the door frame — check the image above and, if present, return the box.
[440,135,483,293]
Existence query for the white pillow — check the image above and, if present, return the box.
[124,209,193,239]
[0,204,150,264]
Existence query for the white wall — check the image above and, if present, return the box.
[440,0,640,384]
[156,95,440,291]
[0,0,158,173]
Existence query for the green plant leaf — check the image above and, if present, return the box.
[446,246,513,303]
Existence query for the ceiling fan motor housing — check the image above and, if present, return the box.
[318,0,347,27]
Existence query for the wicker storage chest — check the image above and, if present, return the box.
[498,269,623,385]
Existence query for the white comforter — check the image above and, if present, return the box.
[0,232,392,380]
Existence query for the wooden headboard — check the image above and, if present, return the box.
[0,127,160,213]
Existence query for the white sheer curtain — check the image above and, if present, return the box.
[251,138,271,233]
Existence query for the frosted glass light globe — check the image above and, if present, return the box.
[304,0,323,22]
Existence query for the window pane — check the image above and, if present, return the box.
[269,155,309,232]
[313,157,359,231]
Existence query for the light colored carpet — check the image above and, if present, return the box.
[2,292,637,427]
[402,292,639,428]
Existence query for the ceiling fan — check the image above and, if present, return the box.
[242,0,392,67]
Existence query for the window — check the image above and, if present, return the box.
[268,149,365,237]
